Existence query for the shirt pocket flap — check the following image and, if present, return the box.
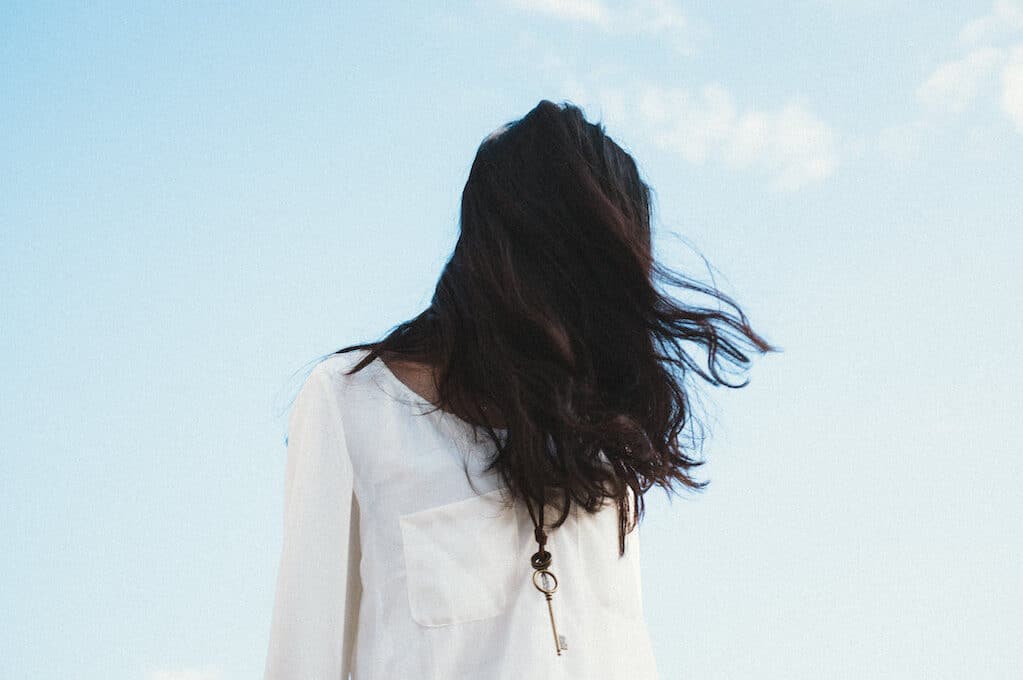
[399,487,524,627]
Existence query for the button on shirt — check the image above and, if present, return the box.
[263,348,661,679]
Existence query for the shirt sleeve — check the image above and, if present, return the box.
[264,362,362,680]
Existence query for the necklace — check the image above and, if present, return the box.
[525,492,567,655]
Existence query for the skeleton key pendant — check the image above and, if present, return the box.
[532,566,566,655]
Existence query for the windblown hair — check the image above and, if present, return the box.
[331,99,780,556]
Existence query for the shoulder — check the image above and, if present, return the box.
[299,348,379,406]
[311,347,372,381]
[287,349,377,435]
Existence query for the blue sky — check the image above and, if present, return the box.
[1,2,1020,679]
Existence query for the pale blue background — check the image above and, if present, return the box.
[2,2,1021,679]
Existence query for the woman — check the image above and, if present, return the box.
[263,99,778,679]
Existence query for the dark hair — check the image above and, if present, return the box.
[329,99,780,556]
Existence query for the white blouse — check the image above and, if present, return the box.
[263,348,661,679]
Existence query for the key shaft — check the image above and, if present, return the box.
[532,568,565,655]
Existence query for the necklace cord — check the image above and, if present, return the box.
[526,494,547,549]
[526,493,552,570]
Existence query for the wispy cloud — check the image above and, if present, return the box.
[506,0,611,29]
[505,0,695,54]
[916,46,1005,113]
[507,4,840,190]
[1002,46,1023,130]
[636,84,840,191]
[960,0,1023,46]
[880,1,1023,156]
[907,1,1023,132]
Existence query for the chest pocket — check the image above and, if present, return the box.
[575,488,644,620]
[399,486,525,627]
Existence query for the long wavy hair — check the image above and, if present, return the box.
[327,99,780,556]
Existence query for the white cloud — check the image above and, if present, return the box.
[506,0,611,28]
[898,1,1023,138]
[916,46,1005,113]
[1002,46,1023,129]
[639,84,733,163]
[617,0,693,54]
[960,0,1023,46]
[728,103,840,191]
[622,0,688,34]
[637,84,839,191]
[147,670,221,680]
[506,0,695,53]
